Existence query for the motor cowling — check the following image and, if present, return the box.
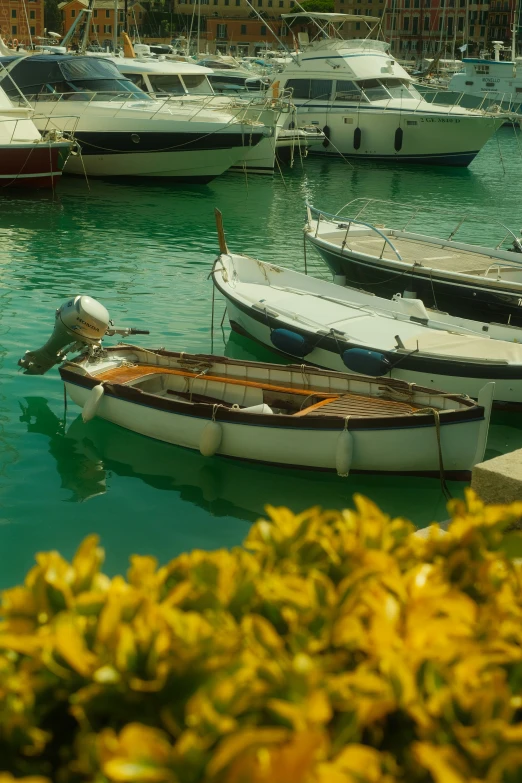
[19,296,110,375]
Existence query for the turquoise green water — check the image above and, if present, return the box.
[2,128,522,587]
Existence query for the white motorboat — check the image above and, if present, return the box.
[112,50,321,173]
[0,55,267,181]
[212,241,522,410]
[18,295,493,480]
[448,42,522,114]
[304,201,522,327]
[0,76,73,188]
[274,13,504,166]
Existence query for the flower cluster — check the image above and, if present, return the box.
[0,490,522,782]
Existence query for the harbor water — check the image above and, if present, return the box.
[2,127,522,587]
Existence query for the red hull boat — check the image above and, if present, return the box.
[0,140,72,188]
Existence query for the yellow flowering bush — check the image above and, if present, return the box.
[0,490,522,783]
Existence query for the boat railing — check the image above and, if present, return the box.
[19,90,263,127]
[306,204,403,262]
[327,197,522,252]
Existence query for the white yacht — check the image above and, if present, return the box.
[276,13,504,166]
[112,52,321,174]
[449,42,522,113]
[0,54,267,181]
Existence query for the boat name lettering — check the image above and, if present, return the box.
[482,78,500,82]
[421,118,461,123]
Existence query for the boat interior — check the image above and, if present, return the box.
[313,223,522,281]
[93,362,426,418]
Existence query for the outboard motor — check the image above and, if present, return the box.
[19,296,110,375]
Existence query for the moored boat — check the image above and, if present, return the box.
[274,13,504,167]
[17,295,493,479]
[212,239,522,409]
[0,71,72,188]
[305,201,522,327]
[0,55,267,182]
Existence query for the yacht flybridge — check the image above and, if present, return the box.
[276,13,504,166]
[0,55,267,181]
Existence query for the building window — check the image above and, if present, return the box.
[106,10,110,17]
[423,14,429,29]
[414,0,419,7]
[260,24,267,33]
[11,25,17,34]
[217,23,227,37]
[104,24,112,33]
[11,9,16,17]
[268,0,273,5]
[214,0,218,4]
[258,0,262,5]
[412,15,418,32]
[119,11,124,20]
[71,8,76,16]
[236,0,241,5]
[93,9,98,17]
[279,0,283,6]
[404,0,410,7]
[30,25,35,34]
[224,0,229,5]
[241,23,247,33]
[355,21,361,29]
[403,16,409,29]
[30,9,35,18]
[458,15,464,30]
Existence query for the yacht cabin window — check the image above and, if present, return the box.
[357,79,390,101]
[180,74,213,94]
[334,80,366,101]
[285,78,333,100]
[146,74,186,94]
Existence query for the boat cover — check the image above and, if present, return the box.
[0,55,130,96]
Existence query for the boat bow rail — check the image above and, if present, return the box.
[307,198,522,257]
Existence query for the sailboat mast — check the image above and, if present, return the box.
[512,7,517,60]
[114,0,118,51]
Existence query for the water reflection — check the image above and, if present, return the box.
[20,396,459,527]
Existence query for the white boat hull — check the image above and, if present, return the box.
[63,374,486,476]
[64,145,245,179]
[288,107,501,165]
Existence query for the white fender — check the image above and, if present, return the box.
[200,420,222,457]
[239,403,274,415]
[336,429,353,477]
[82,384,105,423]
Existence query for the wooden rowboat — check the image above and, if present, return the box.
[59,343,493,479]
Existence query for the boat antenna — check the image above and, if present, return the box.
[512,7,518,60]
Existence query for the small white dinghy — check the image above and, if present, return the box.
[18,295,492,480]
[212,243,522,409]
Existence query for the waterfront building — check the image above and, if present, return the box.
[334,0,491,61]
[0,0,44,45]
[58,0,147,45]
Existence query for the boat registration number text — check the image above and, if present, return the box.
[420,118,461,123]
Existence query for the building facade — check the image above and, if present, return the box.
[0,0,45,45]
[58,0,146,46]
[334,0,498,61]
